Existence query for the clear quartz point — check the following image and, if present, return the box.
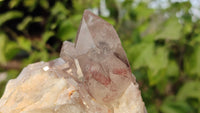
[60,10,134,103]
[60,10,146,112]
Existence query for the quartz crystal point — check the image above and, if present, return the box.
[0,10,147,113]
[60,10,135,104]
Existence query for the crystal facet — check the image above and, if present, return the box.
[0,10,146,113]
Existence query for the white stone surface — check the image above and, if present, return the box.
[0,60,146,113]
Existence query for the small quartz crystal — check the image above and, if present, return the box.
[0,10,147,113]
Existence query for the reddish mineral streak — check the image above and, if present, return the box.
[91,70,111,86]
[112,68,129,76]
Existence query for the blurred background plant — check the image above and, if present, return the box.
[0,0,200,112]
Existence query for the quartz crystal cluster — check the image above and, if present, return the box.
[0,10,147,113]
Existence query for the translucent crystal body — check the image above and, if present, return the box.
[60,10,135,104]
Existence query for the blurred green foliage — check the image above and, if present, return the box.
[0,0,200,112]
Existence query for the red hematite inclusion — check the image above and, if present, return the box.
[60,10,135,104]
[112,68,130,76]
[91,70,111,86]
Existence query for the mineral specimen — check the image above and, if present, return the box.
[0,10,147,113]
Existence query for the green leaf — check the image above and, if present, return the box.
[17,36,31,52]
[148,47,168,86]
[17,16,32,31]
[0,11,23,26]
[148,68,166,86]
[17,16,43,31]
[183,21,192,35]
[38,31,54,49]
[9,0,21,8]
[135,3,154,21]
[7,69,19,79]
[156,17,182,40]
[131,43,154,69]
[138,21,150,36]
[101,17,116,26]
[0,32,7,64]
[177,81,200,101]
[184,45,200,77]
[131,44,169,86]
[166,60,179,77]
[161,96,192,113]
[39,0,49,9]
[42,31,54,44]
[148,47,168,70]
[23,0,38,11]
[22,50,49,66]
[22,51,39,66]
[5,41,20,60]
[57,20,76,41]
[39,50,49,61]
[51,2,69,16]
[147,105,159,113]
[190,34,200,46]
[73,0,100,12]
[33,16,43,22]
